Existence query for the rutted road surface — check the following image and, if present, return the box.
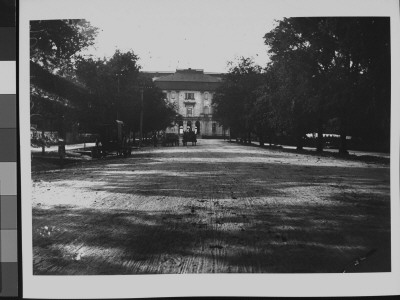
[32,139,391,274]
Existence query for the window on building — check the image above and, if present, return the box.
[171,91,176,99]
[187,107,193,117]
[212,122,216,133]
[204,106,209,114]
[204,92,209,100]
[185,92,195,100]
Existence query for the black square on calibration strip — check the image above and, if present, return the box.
[0,0,16,27]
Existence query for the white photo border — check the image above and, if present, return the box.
[20,0,400,298]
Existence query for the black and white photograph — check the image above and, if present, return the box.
[20,0,400,298]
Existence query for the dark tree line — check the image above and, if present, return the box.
[30,19,98,77]
[213,17,390,153]
[30,19,177,143]
[30,19,99,148]
[75,50,177,134]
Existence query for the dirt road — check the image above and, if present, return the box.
[32,139,391,274]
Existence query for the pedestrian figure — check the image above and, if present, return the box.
[183,131,188,146]
[153,133,158,147]
[189,131,197,145]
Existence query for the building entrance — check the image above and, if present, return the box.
[186,121,192,132]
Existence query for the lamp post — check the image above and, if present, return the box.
[138,79,152,148]
[116,73,121,120]
[139,85,144,148]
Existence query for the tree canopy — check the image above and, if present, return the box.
[213,57,264,143]
[30,19,99,145]
[30,19,99,75]
[263,17,390,152]
[76,50,178,134]
[215,17,390,153]
[30,19,178,141]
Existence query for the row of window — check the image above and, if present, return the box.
[177,120,217,134]
[186,106,210,116]
[165,92,210,100]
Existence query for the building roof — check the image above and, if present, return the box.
[153,68,223,91]
[155,68,222,83]
[141,71,175,81]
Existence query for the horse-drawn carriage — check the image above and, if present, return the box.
[92,120,132,158]
[182,131,197,146]
[161,133,180,146]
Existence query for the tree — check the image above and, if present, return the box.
[30,19,98,76]
[263,17,390,153]
[30,19,99,150]
[263,20,321,150]
[75,50,141,130]
[76,50,178,136]
[142,86,178,134]
[213,57,264,143]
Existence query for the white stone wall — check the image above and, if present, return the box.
[163,89,228,137]
[165,90,214,117]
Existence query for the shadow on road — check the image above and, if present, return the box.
[32,142,391,274]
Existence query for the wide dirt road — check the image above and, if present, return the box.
[32,139,391,274]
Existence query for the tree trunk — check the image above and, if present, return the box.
[41,129,45,155]
[339,132,348,154]
[259,134,264,146]
[316,117,323,153]
[296,134,303,151]
[339,120,348,155]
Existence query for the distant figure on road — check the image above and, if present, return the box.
[189,131,197,144]
[153,133,158,147]
[93,139,103,158]
[182,131,188,146]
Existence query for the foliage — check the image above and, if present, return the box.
[215,18,390,152]
[213,57,264,142]
[262,17,390,152]
[142,86,178,133]
[30,19,98,76]
[30,19,99,147]
[76,50,178,134]
[75,50,141,130]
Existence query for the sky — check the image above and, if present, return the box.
[24,0,394,73]
[80,0,282,72]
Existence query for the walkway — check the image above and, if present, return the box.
[31,139,391,274]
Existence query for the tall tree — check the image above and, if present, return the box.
[76,50,178,135]
[263,17,390,153]
[76,50,141,130]
[30,19,98,76]
[264,20,320,150]
[30,19,99,147]
[213,57,264,143]
[142,86,178,134]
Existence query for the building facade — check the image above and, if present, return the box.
[152,68,228,138]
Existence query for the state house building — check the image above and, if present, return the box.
[150,68,228,138]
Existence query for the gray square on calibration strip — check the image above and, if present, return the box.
[0,95,16,128]
[0,163,16,195]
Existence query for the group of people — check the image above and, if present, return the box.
[151,128,197,147]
